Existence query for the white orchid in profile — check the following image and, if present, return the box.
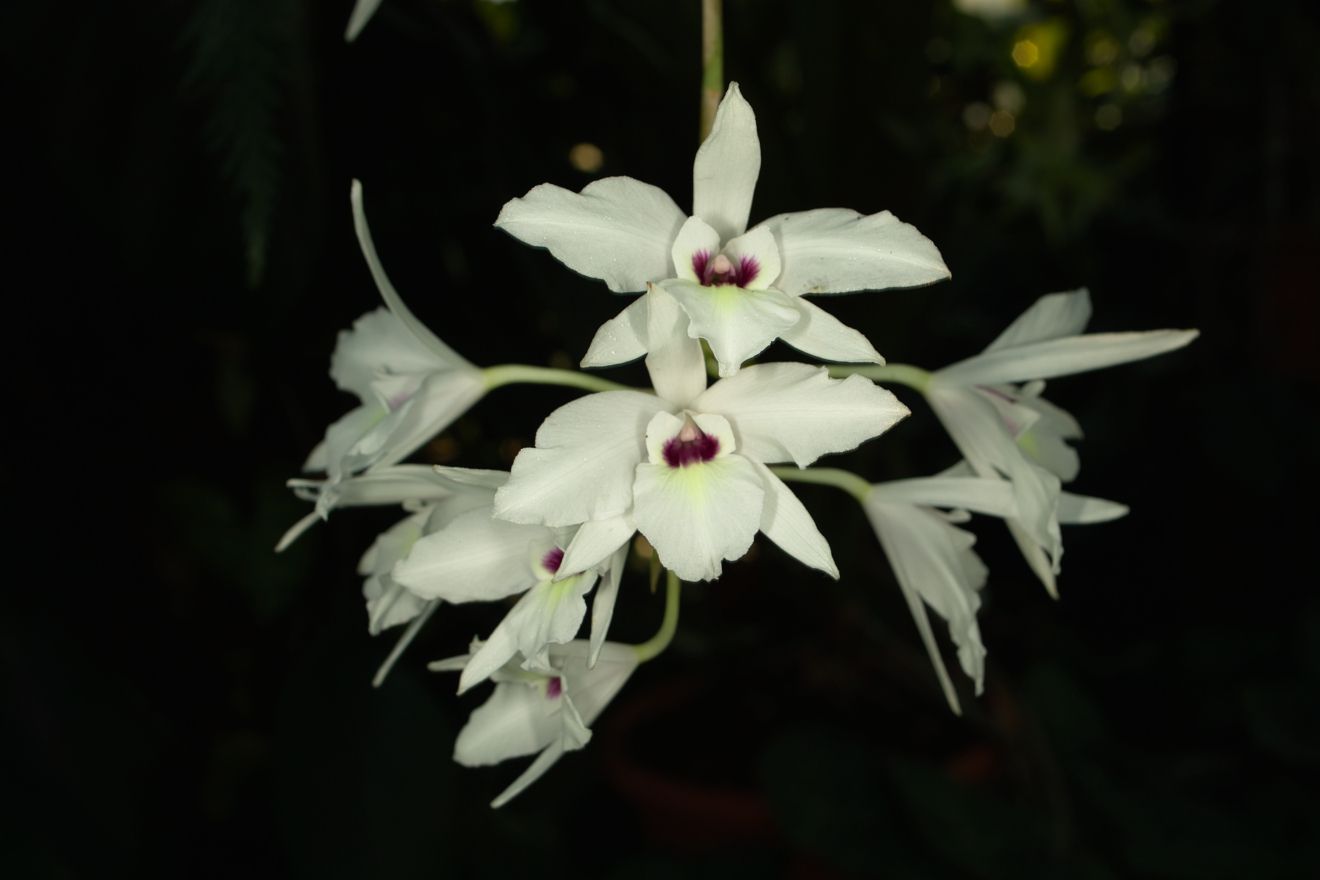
[299,182,486,509]
[924,289,1197,595]
[430,639,638,808]
[491,288,909,582]
[863,471,1127,714]
[391,469,627,694]
[495,83,949,377]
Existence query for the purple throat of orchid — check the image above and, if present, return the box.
[662,420,720,468]
[546,676,563,699]
[541,547,565,575]
[692,250,759,288]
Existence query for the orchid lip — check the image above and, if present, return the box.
[662,419,720,468]
[546,676,563,699]
[692,249,759,288]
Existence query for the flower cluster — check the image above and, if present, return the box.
[282,83,1196,804]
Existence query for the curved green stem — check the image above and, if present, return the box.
[828,363,933,393]
[700,0,723,141]
[633,570,681,663]
[770,466,872,503]
[482,364,636,394]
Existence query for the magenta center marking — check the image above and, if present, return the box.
[662,422,720,468]
[541,547,564,575]
[692,249,759,288]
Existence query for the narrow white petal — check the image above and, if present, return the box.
[696,363,909,467]
[1058,492,1129,524]
[870,476,1017,518]
[1007,519,1058,598]
[751,462,838,578]
[493,391,667,526]
[938,329,1200,386]
[692,82,761,242]
[494,177,686,293]
[589,545,628,667]
[582,297,649,368]
[371,600,439,688]
[560,514,636,577]
[985,289,1092,352]
[351,181,468,363]
[723,225,782,291]
[763,208,949,296]
[778,298,885,364]
[275,511,320,552]
[632,455,766,582]
[490,742,567,809]
[345,0,384,41]
[644,285,706,407]
[454,683,562,767]
[392,507,548,602]
[662,280,799,377]
[669,216,722,282]
[289,464,474,509]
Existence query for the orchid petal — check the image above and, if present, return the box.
[582,297,649,368]
[351,181,468,363]
[371,600,439,688]
[551,641,639,724]
[392,507,550,603]
[345,0,384,40]
[661,280,800,377]
[696,363,909,467]
[371,370,488,470]
[494,391,667,527]
[490,741,568,809]
[330,308,448,401]
[632,454,765,582]
[1058,492,1129,524]
[454,682,563,767]
[644,285,706,407]
[723,225,782,291]
[494,177,686,293]
[589,545,628,667]
[778,298,885,364]
[938,329,1200,386]
[751,462,838,578]
[870,476,1017,518]
[560,514,636,577]
[985,289,1092,351]
[670,216,722,283]
[763,208,949,296]
[692,82,761,242]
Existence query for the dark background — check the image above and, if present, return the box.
[4,0,1317,877]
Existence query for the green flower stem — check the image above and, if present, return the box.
[700,0,723,141]
[770,466,872,503]
[482,364,635,394]
[828,363,933,393]
[633,570,682,663]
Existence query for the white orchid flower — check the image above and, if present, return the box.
[864,472,1128,714]
[495,83,949,377]
[492,287,909,582]
[301,182,485,503]
[391,469,627,694]
[430,639,637,808]
[925,289,1197,595]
